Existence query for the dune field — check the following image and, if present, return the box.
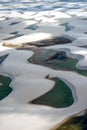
[0,0,87,130]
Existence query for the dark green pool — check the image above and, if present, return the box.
[31,77,74,108]
[0,75,12,100]
[29,49,87,76]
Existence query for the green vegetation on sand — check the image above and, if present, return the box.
[0,75,12,100]
[55,110,87,130]
[30,77,74,108]
[29,49,87,76]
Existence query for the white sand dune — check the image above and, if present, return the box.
[0,45,87,130]
[0,0,87,130]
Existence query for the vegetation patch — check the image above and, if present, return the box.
[3,36,72,48]
[55,109,87,130]
[30,77,74,108]
[0,75,12,100]
[29,48,87,76]
[25,36,72,47]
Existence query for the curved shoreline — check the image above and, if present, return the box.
[0,1,87,130]
[59,77,78,104]
[30,77,75,108]
[29,48,87,76]
[0,74,12,100]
